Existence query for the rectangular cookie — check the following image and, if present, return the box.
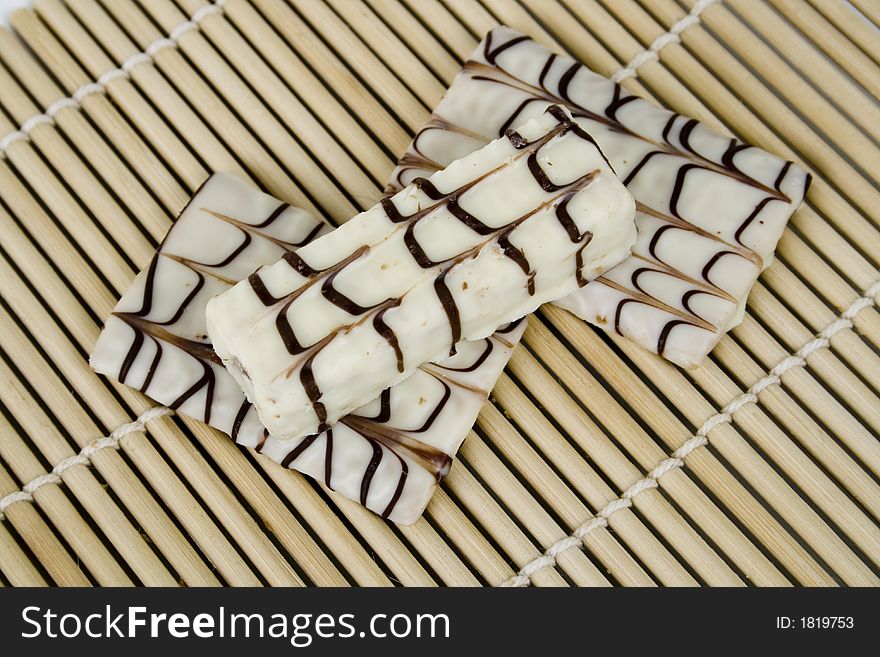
[389,26,811,368]
[91,172,526,524]
[206,108,636,443]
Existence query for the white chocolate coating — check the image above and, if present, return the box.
[207,108,636,441]
[389,27,811,368]
[90,172,526,524]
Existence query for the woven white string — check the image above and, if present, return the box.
[500,279,880,586]
[0,406,171,520]
[612,0,720,83]
[0,0,227,157]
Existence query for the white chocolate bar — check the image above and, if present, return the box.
[207,108,637,442]
[389,27,811,368]
[90,172,525,523]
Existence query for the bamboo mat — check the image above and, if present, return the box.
[0,0,878,587]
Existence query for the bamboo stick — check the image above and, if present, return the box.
[93,0,322,213]
[0,310,229,586]
[63,0,240,182]
[507,338,779,585]
[0,412,132,586]
[0,458,90,586]
[246,0,413,153]
[8,12,186,222]
[847,0,880,27]
[321,0,449,106]
[474,405,667,586]
[395,516,481,586]
[248,454,393,586]
[489,376,745,585]
[636,0,880,221]
[311,494,437,586]
[443,461,571,587]
[399,0,476,66]
[687,346,880,563]
[726,0,880,142]
[534,309,835,585]
[35,0,209,192]
[0,517,47,586]
[587,326,878,585]
[167,0,382,204]
[770,0,880,99]
[0,62,158,265]
[806,0,880,64]
[460,430,635,586]
[684,0,880,173]
[127,0,356,221]
[0,351,180,586]
[0,123,134,294]
[423,488,516,585]
[217,0,397,182]
[708,337,880,516]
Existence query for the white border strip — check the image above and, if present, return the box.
[612,0,720,83]
[500,280,880,587]
[0,0,226,155]
[0,407,171,520]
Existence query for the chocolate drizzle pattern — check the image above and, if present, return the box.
[91,173,526,524]
[389,27,811,367]
[241,107,598,432]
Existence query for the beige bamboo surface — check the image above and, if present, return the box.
[0,0,878,587]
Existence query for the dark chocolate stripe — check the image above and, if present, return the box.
[662,114,679,144]
[231,400,251,441]
[484,32,531,64]
[498,231,535,295]
[324,429,334,490]
[361,440,384,506]
[300,356,329,433]
[321,274,374,315]
[448,196,495,235]
[434,339,494,373]
[411,177,445,199]
[538,53,557,88]
[255,202,289,228]
[604,85,638,122]
[413,381,452,433]
[722,139,750,172]
[381,456,408,519]
[140,336,163,394]
[527,151,565,192]
[282,434,319,467]
[557,62,580,102]
[169,360,215,425]
[701,250,737,288]
[657,320,690,357]
[434,270,461,356]
[733,196,775,248]
[373,301,404,373]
